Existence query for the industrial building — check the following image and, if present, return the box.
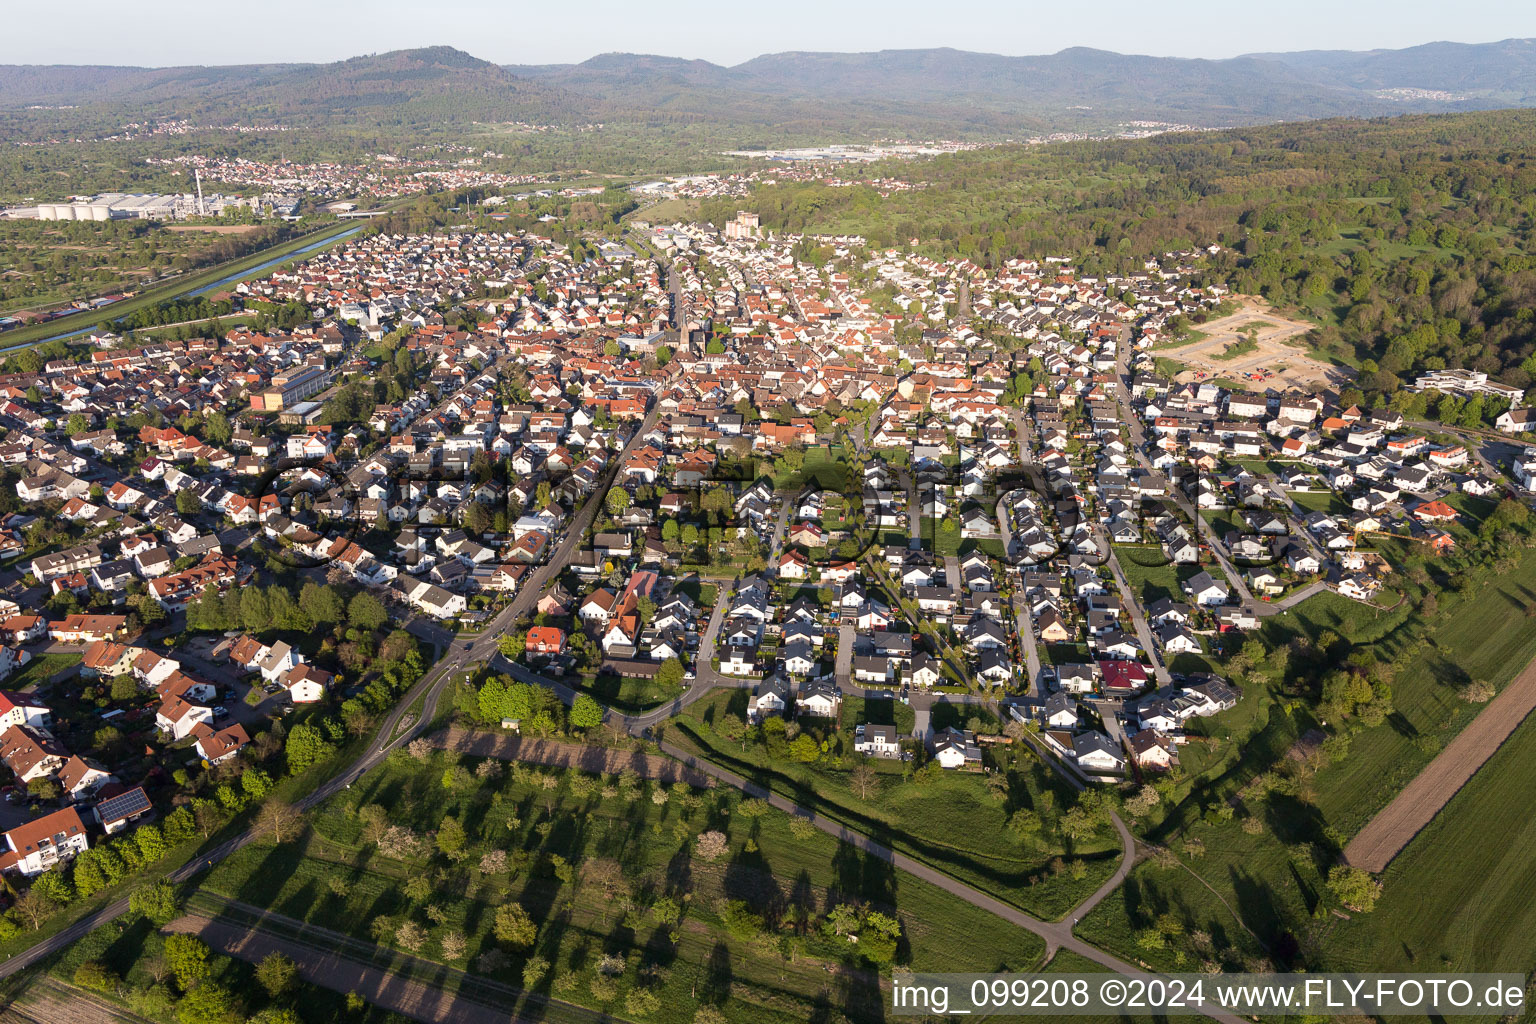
[1,189,250,222]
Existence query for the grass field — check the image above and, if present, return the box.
[1152,329,1209,350]
[190,748,1046,1024]
[772,445,853,492]
[1323,712,1536,975]
[574,670,684,714]
[839,694,916,737]
[1308,549,1536,835]
[1112,546,1186,605]
[670,692,1121,921]
[7,652,80,689]
[1287,490,1352,514]
[1210,337,1258,361]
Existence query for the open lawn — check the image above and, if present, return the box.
[1287,490,1352,514]
[1151,329,1208,350]
[670,691,1121,921]
[193,747,1046,1024]
[1210,337,1258,361]
[574,670,684,714]
[839,694,916,737]
[1112,546,1189,605]
[7,652,81,690]
[772,445,852,492]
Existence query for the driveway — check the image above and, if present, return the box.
[834,624,854,686]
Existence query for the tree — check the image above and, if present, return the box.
[73,960,118,993]
[27,776,60,801]
[1327,865,1383,912]
[522,955,550,989]
[605,487,631,515]
[493,903,537,950]
[129,881,181,926]
[570,693,603,731]
[436,815,468,858]
[109,672,140,701]
[174,982,238,1024]
[1460,678,1495,703]
[440,929,467,961]
[176,489,201,516]
[11,889,56,930]
[299,582,344,627]
[849,763,881,801]
[626,988,661,1018]
[496,632,526,660]
[787,734,819,762]
[164,933,211,990]
[203,411,232,445]
[655,657,684,691]
[347,592,388,631]
[31,867,73,905]
[284,723,332,775]
[255,800,303,843]
[254,952,297,998]
[246,1011,301,1024]
[694,830,728,861]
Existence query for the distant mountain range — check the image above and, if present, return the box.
[5,39,1536,135]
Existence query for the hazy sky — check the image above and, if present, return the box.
[15,0,1536,67]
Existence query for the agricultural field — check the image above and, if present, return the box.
[1078,541,1536,984]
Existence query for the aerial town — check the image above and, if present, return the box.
[0,190,1511,901]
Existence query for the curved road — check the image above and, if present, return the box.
[654,737,1240,1023]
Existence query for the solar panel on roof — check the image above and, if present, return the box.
[95,787,150,824]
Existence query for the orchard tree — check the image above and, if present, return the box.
[254,952,297,998]
[493,903,538,950]
[1327,865,1382,912]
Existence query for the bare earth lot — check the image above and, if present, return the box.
[1167,302,1351,389]
[1344,653,1536,872]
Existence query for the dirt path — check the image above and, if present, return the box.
[429,727,716,788]
[1344,654,1536,872]
[164,909,602,1024]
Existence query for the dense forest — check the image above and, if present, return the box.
[700,110,1536,399]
